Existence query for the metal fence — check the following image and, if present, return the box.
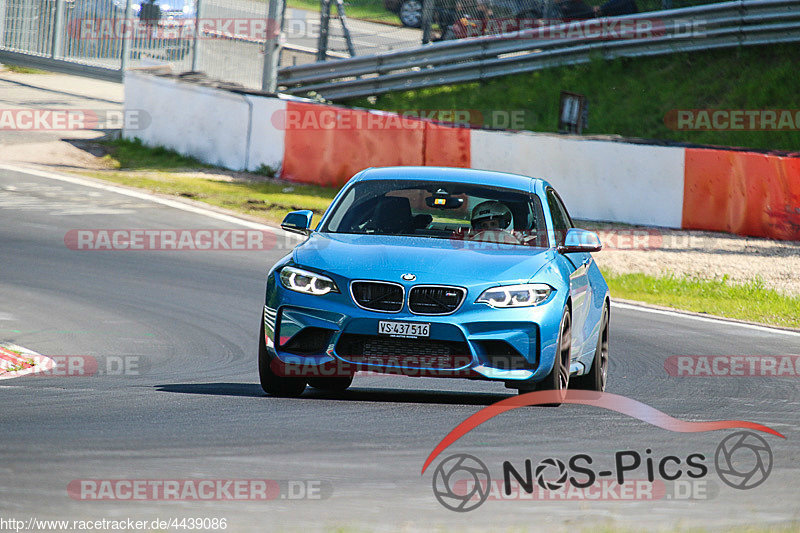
[0,0,422,85]
[0,0,196,78]
[277,0,800,99]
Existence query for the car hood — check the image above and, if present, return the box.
[293,233,555,285]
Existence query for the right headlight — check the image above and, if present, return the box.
[476,283,553,308]
[279,266,339,296]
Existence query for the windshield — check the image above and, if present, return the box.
[321,179,549,247]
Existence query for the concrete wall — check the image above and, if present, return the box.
[470,130,686,227]
[244,94,287,173]
[124,72,250,170]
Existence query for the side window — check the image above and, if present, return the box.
[324,186,356,232]
[546,188,573,246]
[527,194,549,248]
[553,191,574,229]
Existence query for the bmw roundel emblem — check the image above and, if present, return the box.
[401,273,416,281]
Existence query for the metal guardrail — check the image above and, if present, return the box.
[276,0,800,100]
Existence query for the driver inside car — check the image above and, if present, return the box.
[470,200,513,232]
[467,200,523,244]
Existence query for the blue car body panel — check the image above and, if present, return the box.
[262,166,609,389]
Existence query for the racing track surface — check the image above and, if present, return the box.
[0,167,799,531]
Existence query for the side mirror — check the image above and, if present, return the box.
[559,228,602,253]
[281,210,314,236]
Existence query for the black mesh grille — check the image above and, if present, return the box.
[336,334,471,369]
[408,286,465,315]
[351,281,404,312]
[281,327,333,355]
[479,340,535,371]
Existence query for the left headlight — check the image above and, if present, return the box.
[280,266,339,296]
[476,283,553,308]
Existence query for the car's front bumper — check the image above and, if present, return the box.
[263,271,567,388]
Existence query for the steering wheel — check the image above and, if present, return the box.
[467,229,523,245]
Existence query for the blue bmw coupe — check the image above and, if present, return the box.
[259,167,609,402]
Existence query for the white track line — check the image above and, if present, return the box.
[612,301,800,337]
[2,164,797,338]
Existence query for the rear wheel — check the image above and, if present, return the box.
[308,376,353,392]
[573,303,609,392]
[259,319,306,398]
[519,307,571,406]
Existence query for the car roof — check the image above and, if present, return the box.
[356,166,546,192]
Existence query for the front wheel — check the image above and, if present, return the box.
[259,320,306,398]
[520,307,571,405]
[573,302,609,392]
[308,376,353,392]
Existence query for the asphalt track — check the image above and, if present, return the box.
[0,166,799,531]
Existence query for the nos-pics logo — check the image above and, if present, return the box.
[423,391,782,512]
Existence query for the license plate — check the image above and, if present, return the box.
[378,321,430,338]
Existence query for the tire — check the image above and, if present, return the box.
[399,0,423,27]
[573,302,609,392]
[521,307,571,406]
[307,376,353,392]
[258,319,306,398]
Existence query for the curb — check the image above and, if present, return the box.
[0,343,55,380]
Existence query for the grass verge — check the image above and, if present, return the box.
[1,64,47,74]
[100,137,214,170]
[284,0,401,25]
[603,271,800,329]
[344,44,800,153]
[84,138,339,225]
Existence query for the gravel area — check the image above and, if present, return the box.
[579,221,800,297]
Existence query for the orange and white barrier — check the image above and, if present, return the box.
[124,71,800,241]
[682,148,800,240]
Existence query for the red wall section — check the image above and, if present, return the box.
[682,149,800,241]
[281,101,471,187]
[423,122,471,168]
[281,102,423,186]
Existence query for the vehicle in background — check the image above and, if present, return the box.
[431,0,638,40]
[384,0,425,27]
[65,0,196,60]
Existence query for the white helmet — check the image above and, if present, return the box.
[471,201,513,230]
